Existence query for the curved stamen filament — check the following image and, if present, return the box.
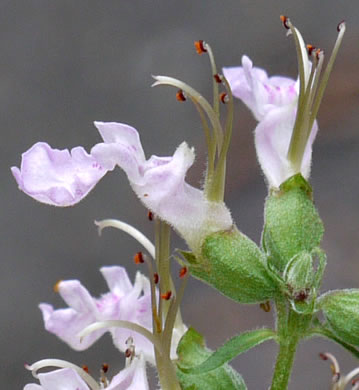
[309,21,346,129]
[78,320,164,356]
[152,75,223,154]
[26,359,100,390]
[95,219,155,259]
[203,42,220,117]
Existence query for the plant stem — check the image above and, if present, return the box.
[270,298,300,390]
[270,336,299,390]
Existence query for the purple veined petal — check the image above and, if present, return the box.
[25,368,89,390]
[223,55,297,121]
[254,104,317,188]
[92,122,232,252]
[39,280,104,350]
[11,142,108,206]
[108,355,149,390]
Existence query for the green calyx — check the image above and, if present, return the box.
[318,289,359,346]
[263,174,324,272]
[184,227,279,304]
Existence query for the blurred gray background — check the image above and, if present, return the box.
[1,1,359,388]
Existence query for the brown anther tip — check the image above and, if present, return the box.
[161,291,172,300]
[101,363,109,373]
[134,252,144,264]
[176,89,186,102]
[315,48,323,60]
[352,378,359,385]
[307,44,316,56]
[213,74,222,84]
[337,20,345,32]
[259,301,271,312]
[219,92,228,104]
[332,372,340,383]
[147,210,154,221]
[53,280,63,293]
[82,365,89,373]
[194,40,207,54]
[125,348,132,358]
[280,15,290,29]
[143,193,148,197]
[179,267,188,278]
[319,353,328,361]
[153,273,159,284]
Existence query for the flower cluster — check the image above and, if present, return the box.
[13,15,351,390]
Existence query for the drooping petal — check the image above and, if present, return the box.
[254,105,317,188]
[223,55,297,121]
[108,355,149,390]
[91,122,232,252]
[11,142,107,206]
[24,368,89,390]
[39,267,156,361]
[39,280,103,350]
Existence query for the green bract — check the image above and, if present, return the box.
[176,328,247,390]
[263,174,324,272]
[319,289,359,346]
[185,227,278,304]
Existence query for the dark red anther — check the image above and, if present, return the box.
[134,252,144,264]
[194,40,207,54]
[82,365,89,373]
[179,267,188,278]
[153,273,159,284]
[176,89,186,102]
[259,301,271,312]
[161,291,172,300]
[147,210,154,221]
[307,44,316,56]
[213,74,222,83]
[319,353,328,361]
[53,280,62,293]
[280,15,290,29]
[337,20,345,32]
[125,348,132,358]
[220,92,228,104]
[102,363,109,373]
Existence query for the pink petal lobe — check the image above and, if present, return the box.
[12,142,107,206]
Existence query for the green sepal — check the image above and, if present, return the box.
[180,328,276,375]
[189,227,279,303]
[318,289,359,346]
[176,328,247,390]
[263,174,324,272]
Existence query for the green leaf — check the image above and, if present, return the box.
[176,328,247,390]
[310,326,359,360]
[180,328,276,375]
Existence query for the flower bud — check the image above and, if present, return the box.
[319,289,359,346]
[263,174,324,272]
[185,227,279,304]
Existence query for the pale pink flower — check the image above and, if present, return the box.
[39,266,155,362]
[24,355,149,390]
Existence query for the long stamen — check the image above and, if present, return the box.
[26,359,100,390]
[208,74,234,202]
[341,367,359,389]
[78,320,164,356]
[152,75,224,153]
[309,21,346,129]
[320,352,341,384]
[95,219,155,259]
[162,268,189,357]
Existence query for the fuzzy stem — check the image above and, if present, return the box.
[270,337,299,390]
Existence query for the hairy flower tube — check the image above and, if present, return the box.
[24,354,149,390]
[39,266,184,364]
[223,17,345,187]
